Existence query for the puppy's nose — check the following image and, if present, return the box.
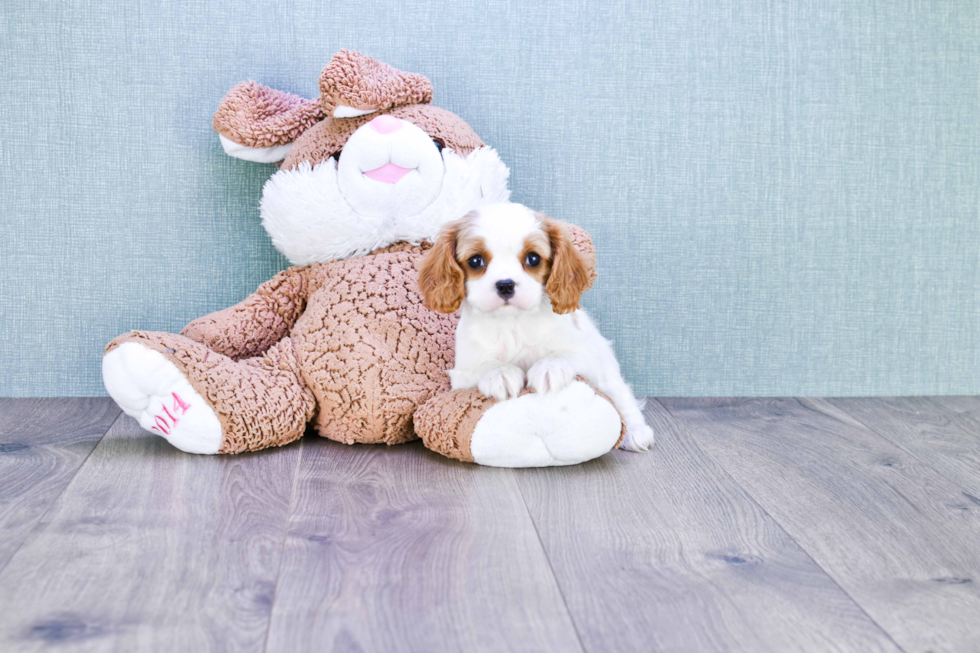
[368,114,402,134]
[495,279,516,299]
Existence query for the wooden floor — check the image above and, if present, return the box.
[1,398,979,652]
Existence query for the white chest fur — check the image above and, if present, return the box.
[455,305,585,372]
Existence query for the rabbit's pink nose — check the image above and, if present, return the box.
[368,114,402,134]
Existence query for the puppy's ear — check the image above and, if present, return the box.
[418,219,467,313]
[541,216,591,314]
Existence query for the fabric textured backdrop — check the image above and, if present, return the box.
[1,1,978,397]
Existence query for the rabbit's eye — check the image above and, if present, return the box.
[433,139,445,152]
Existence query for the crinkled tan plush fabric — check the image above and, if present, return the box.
[105,331,316,454]
[281,104,484,171]
[415,377,626,464]
[567,224,598,291]
[413,388,485,462]
[212,51,454,157]
[293,243,458,445]
[213,81,325,149]
[181,266,310,361]
[319,49,433,115]
[172,243,458,448]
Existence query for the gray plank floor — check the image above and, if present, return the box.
[0,398,978,653]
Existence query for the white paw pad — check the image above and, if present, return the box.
[477,365,526,401]
[621,421,655,452]
[527,359,575,394]
[102,342,223,454]
[469,381,623,467]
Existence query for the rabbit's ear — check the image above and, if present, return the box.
[213,81,325,163]
[319,50,433,118]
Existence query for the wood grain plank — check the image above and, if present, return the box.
[264,438,583,653]
[661,397,980,653]
[515,400,901,653]
[829,396,980,498]
[0,414,301,652]
[0,398,120,572]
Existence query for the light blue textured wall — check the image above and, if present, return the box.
[1,1,978,397]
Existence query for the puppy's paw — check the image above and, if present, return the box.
[527,359,575,394]
[620,421,655,452]
[478,365,526,401]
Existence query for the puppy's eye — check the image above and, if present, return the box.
[525,252,542,268]
[466,255,484,270]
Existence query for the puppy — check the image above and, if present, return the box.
[418,202,654,452]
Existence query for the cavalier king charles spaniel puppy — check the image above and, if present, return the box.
[418,202,654,452]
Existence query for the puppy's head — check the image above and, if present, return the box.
[418,203,591,315]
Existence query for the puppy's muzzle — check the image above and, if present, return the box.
[495,279,516,299]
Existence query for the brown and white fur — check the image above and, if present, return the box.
[419,202,654,452]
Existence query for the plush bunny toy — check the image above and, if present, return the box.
[102,51,624,467]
